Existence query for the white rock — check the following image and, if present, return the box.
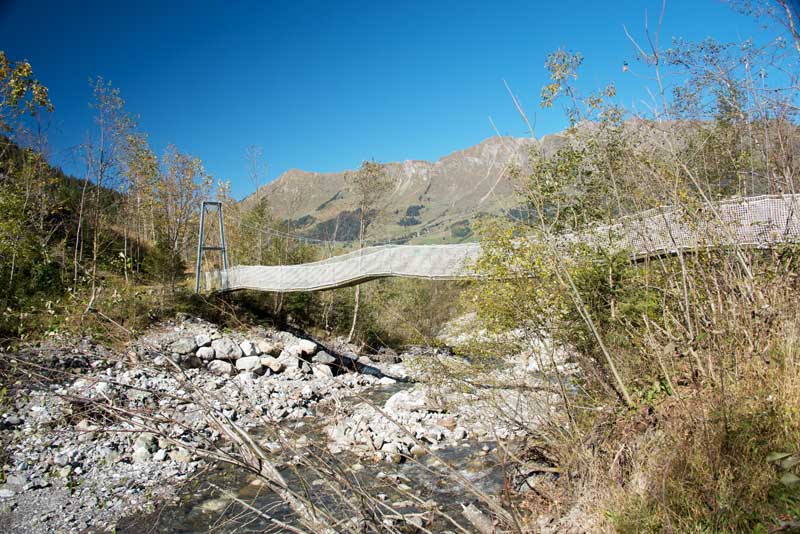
[256,339,282,356]
[195,334,212,347]
[207,360,234,376]
[240,340,256,356]
[312,364,334,378]
[131,447,151,463]
[260,356,284,373]
[236,355,263,372]
[384,388,431,414]
[286,339,318,357]
[196,346,215,360]
[211,338,243,360]
[312,351,336,364]
[172,337,197,355]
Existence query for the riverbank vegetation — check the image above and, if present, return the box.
[461,2,800,530]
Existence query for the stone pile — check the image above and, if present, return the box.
[326,385,470,464]
[152,318,346,382]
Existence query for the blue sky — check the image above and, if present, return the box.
[0,0,772,199]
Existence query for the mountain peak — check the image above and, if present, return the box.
[244,136,535,244]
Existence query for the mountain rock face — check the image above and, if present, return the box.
[243,134,566,244]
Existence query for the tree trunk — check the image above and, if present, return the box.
[347,285,360,343]
[346,212,366,343]
[73,170,91,287]
[86,163,103,313]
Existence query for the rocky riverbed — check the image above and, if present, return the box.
[0,315,573,533]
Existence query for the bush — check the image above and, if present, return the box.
[142,238,185,289]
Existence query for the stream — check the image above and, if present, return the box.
[117,383,509,532]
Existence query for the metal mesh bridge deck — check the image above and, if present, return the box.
[204,194,800,293]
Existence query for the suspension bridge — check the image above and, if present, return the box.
[196,194,800,293]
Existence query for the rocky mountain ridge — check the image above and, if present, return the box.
[243,134,568,244]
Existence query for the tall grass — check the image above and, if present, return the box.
[460,6,800,531]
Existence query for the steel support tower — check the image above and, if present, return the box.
[194,201,229,292]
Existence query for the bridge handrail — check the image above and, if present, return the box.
[203,194,800,293]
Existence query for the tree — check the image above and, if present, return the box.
[0,52,53,290]
[121,132,159,275]
[345,160,391,343]
[149,145,212,290]
[245,145,267,261]
[0,51,52,140]
[76,78,134,311]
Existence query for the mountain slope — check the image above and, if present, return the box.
[243,135,565,244]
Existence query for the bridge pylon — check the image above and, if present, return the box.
[194,201,229,293]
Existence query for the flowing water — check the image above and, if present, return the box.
[117,383,508,532]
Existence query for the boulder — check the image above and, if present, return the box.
[439,416,457,430]
[312,351,336,365]
[171,338,197,355]
[236,355,264,373]
[312,363,334,378]
[134,433,157,452]
[256,339,282,356]
[384,388,432,414]
[131,447,151,463]
[424,426,446,442]
[207,360,234,376]
[277,350,301,368]
[285,338,318,358]
[211,338,243,360]
[260,356,284,373]
[240,340,256,356]
[170,448,191,463]
[196,346,215,361]
[195,333,212,347]
[235,371,257,385]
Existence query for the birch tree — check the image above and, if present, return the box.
[77,78,133,310]
[345,160,391,343]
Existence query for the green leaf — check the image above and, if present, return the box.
[780,456,800,470]
[780,472,800,486]
[767,452,792,463]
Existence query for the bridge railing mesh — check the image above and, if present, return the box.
[205,195,800,293]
